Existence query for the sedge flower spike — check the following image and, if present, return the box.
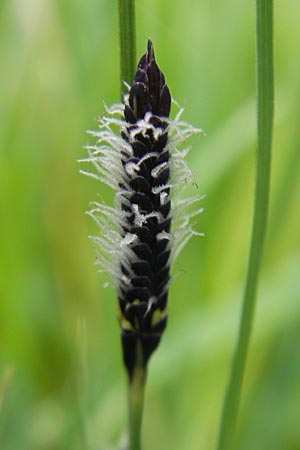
[81,40,205,378]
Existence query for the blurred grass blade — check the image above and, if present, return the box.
[216,1,274,450]
[118,0,136,98]
[0,367,14,415]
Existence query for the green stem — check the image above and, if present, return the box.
[128,356,146,450]
[216,2,274,450]
[118,0,136,99]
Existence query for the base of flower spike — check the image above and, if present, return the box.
[117,303,167,378]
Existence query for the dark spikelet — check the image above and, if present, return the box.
[118,40,172,378]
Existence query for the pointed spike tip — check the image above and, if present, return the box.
[126,39,171,120]
[147,39,154,61]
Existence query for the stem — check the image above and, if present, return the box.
[128,345,146,450]
[118,0,136,99]
[118,3,141,447]
[216,2,274,450]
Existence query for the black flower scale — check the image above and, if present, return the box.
[117,40,172,377]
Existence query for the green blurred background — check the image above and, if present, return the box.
[0,1,299,449]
